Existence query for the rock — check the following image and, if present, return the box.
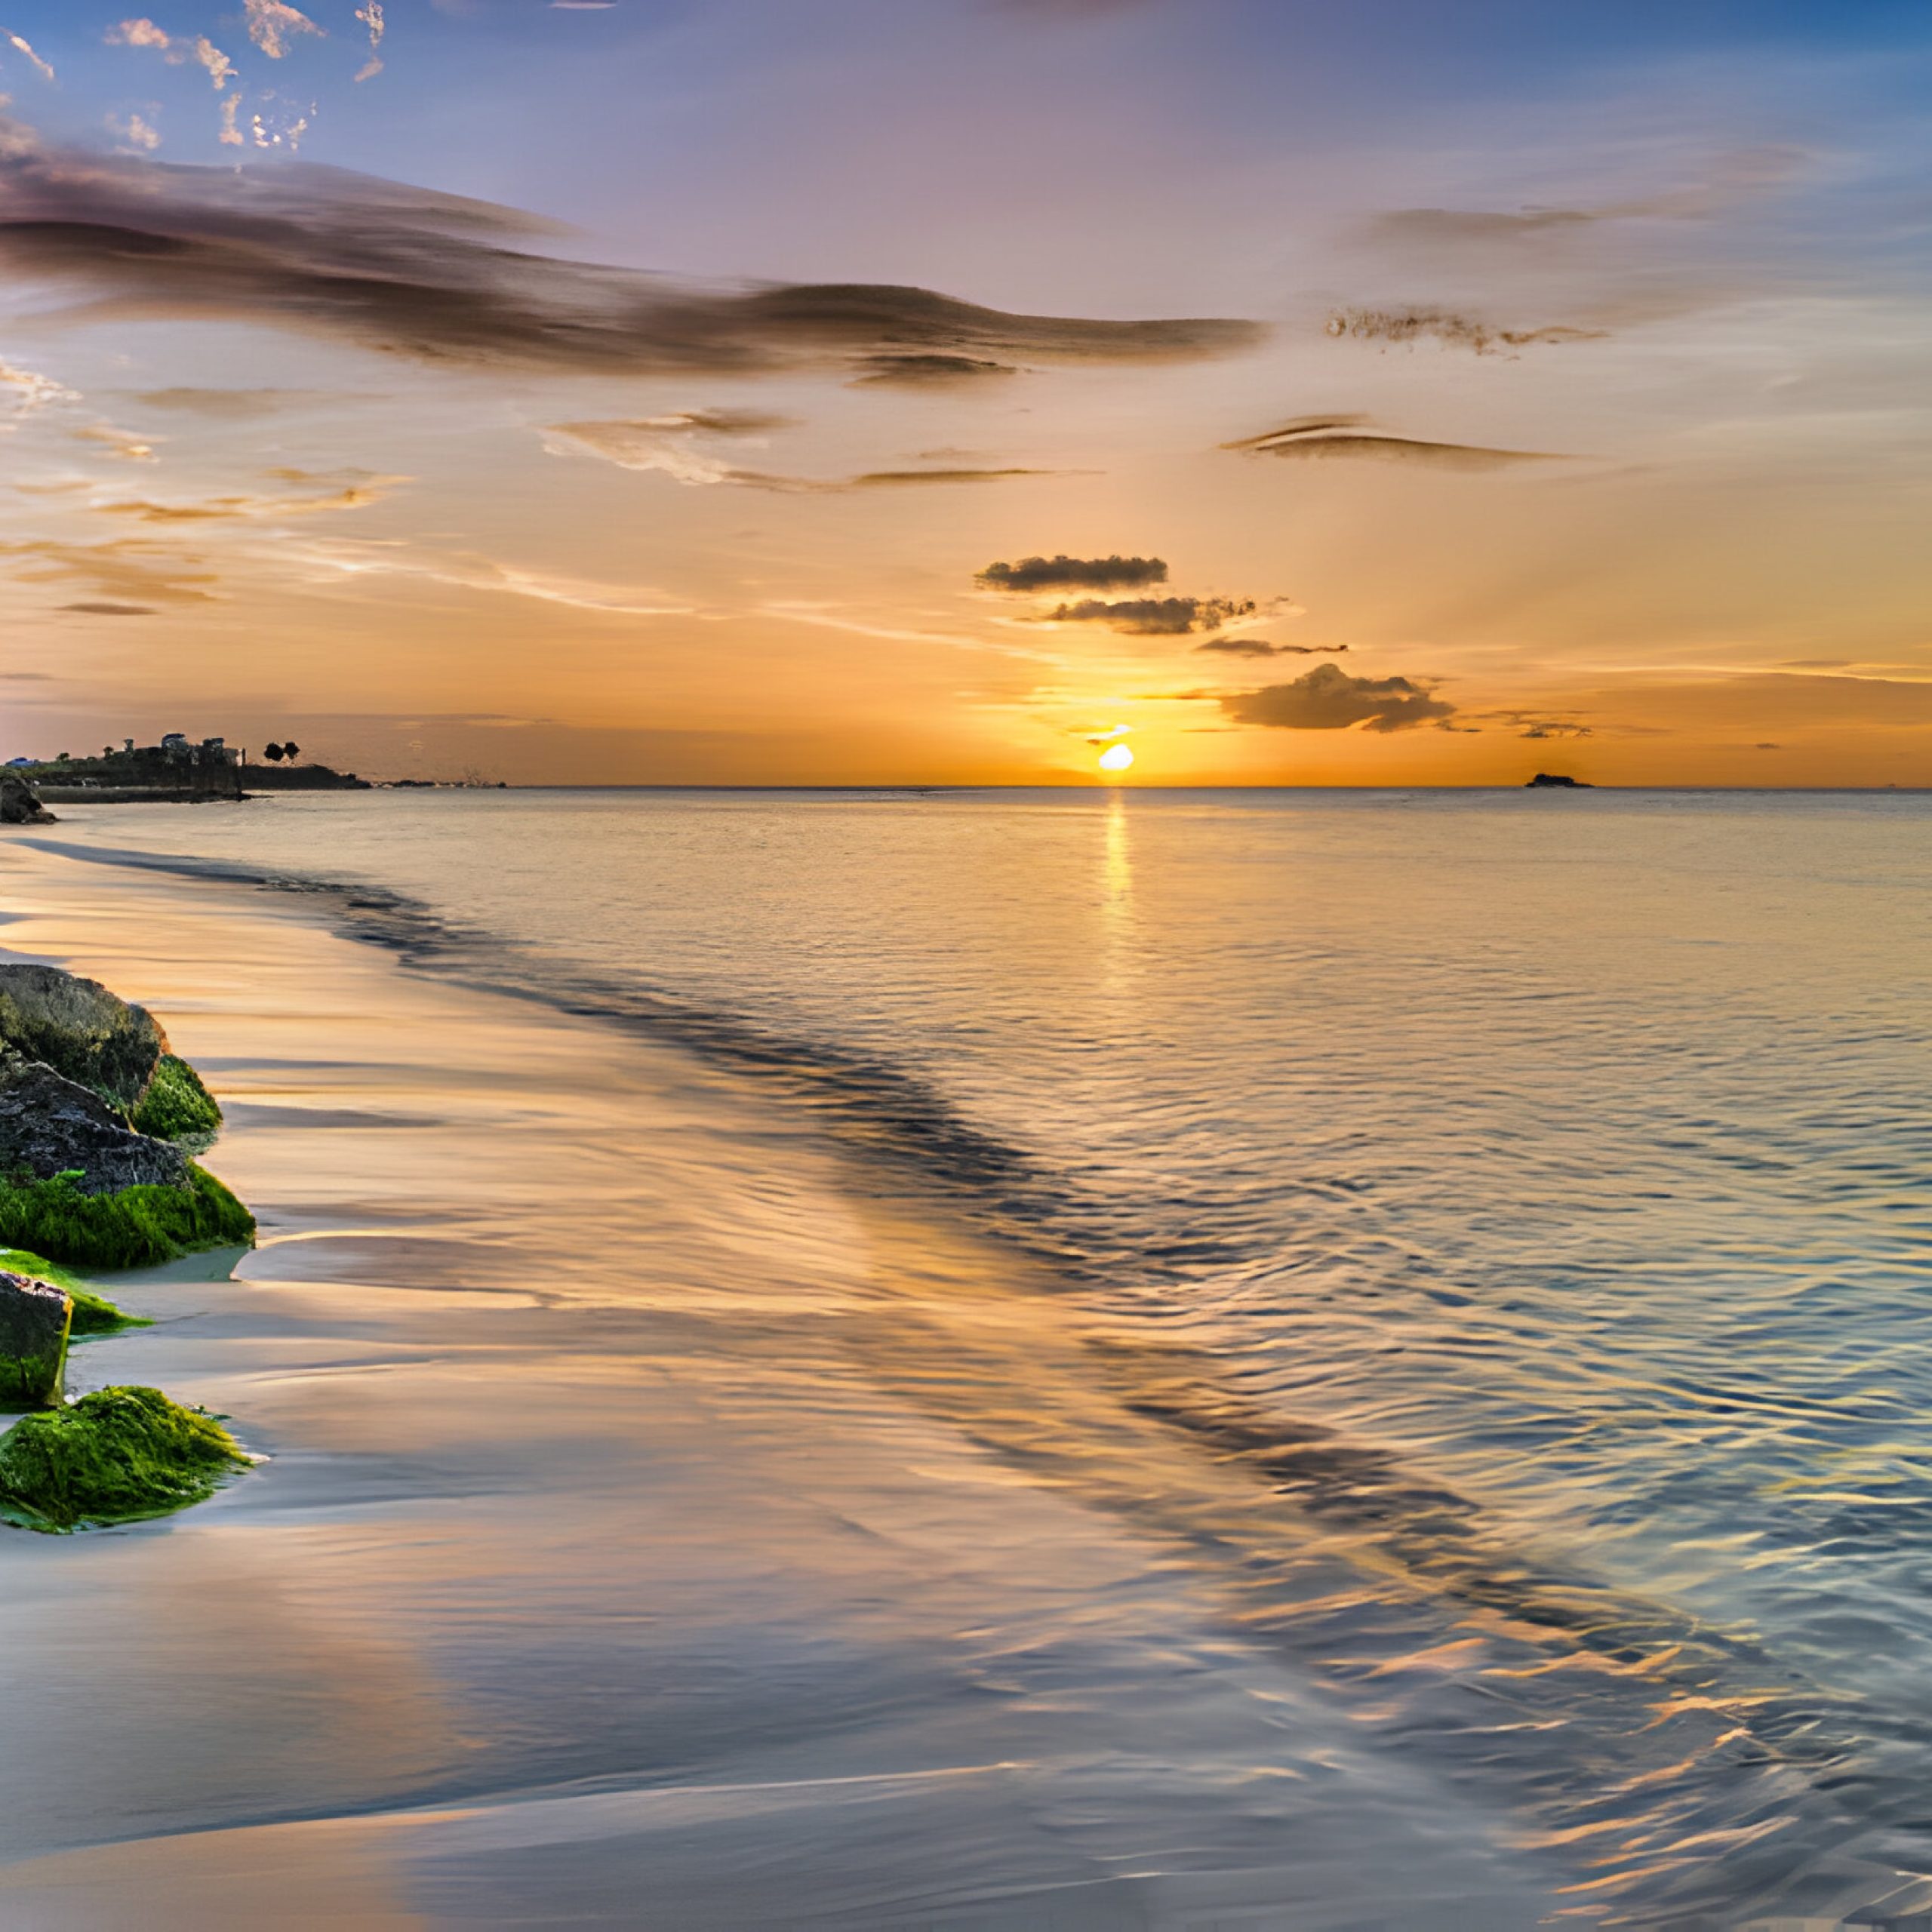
[0,1272,71,1410]
[0,773,55,825]
[0,1385,248,1527]
[0,1055,191,1195]
[0,964,166,1109]
[1524,772,1593,789]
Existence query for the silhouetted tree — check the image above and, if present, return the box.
[264,743,285,762]
[282,741,301,763]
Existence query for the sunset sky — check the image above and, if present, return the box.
[1,0,1927,785]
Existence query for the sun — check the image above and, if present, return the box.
[1097,743,1134,774]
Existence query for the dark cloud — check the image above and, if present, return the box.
[978,554,1167,592]
[1326,307,1605,355]
[1371,207,1607,246]
[1520,721,1593,740]
[1220,663,1454,734]
[853,468,1054,487]
[1195,638,1347,658]
[0,132,1260,380]
[851,354,1020,387]
[1048,595,1255,634]
[1225,417,1566,470]
[60,601,157,616]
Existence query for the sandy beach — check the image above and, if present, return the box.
[0,833,1570,1930]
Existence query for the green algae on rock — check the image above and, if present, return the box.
[0,1272,71,1411]
[0,1164,255,1272]
[129,1054,223,1143]
[0,1386,249,1531]
[0,1251,148,1337]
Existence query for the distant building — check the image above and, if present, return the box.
[161,733,189,759]
[201,737,238,767]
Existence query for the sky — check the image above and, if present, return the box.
[0,0,1927,786]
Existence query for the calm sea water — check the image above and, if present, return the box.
[34,786,1932,1923]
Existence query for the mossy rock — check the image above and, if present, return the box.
[0,1164,255,1272]
[0,1273,69,1411]
[0,1251,147,1337]
[0,1386,250,1531]
[130,1055,223,1143]
[0,965,164,1111]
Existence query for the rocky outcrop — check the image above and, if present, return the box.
[0,1055,190,1195]
[0,964,166,1109]
[0,1272,71,1410]
[1525,772,1593,789]
[0,773,55,825]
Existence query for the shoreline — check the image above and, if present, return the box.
[0,834,1573,1928]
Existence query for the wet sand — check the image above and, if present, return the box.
[0,839,1562,1929]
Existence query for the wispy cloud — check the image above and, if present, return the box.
[1195,638,1348,658]
[286,537,697,619]
[0,537,219,605]
[0,129,1262,380]
[0,358,78,415]
[105,19,236,89]
[1225,417,1567,469]
[6,33,54,82]
[1326,307,1606,355]
[355,2,384,81]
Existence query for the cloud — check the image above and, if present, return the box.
[546,420,1055,492]
[1225,417,1566,469]
[1220,663,1454,733]
[355,2,383,81]
[286,537,695,618]
[105,20,236,88]
[0,131,1262,380]
[1046,594,1255,634]
[128,386,355,418]
[72,423,159,460]
[0,358,77,414]
[91,472,405,522]
[1195,638,1346,658]
[0,537,220,604]
[851,353,1020,387]
[61,601,156,616]
[245,0,325,59]
[7,34,54,82]
[543,418,804,489]
[1520,720,1593,740]
[1326,307,1606,355]
[852,468,1056,487]
[107,112,162,154]
[979,554,1168,592]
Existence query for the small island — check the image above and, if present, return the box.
[1524,772,1594,789]
[0,962,256,1531]
[9,731,369,804]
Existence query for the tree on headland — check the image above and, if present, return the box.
[264,743,285,763]
[282,741,301,764]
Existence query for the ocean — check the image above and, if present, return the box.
[13,785,1932,1927]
